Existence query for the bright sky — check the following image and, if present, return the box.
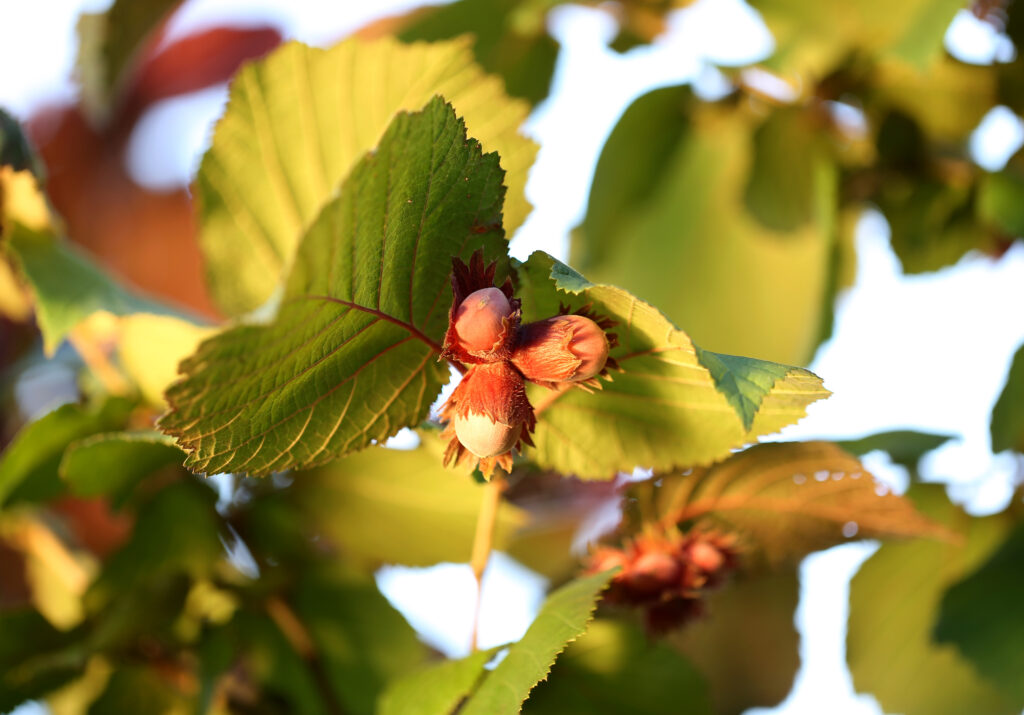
[2,1,1023,714]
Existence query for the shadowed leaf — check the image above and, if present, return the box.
[0,398,133,507]
[60,432,183,508]
[935,521,1024,705]
[671,568,800,715]
[992,342,1024,453]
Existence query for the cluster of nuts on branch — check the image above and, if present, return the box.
[585,530,740,633]
[439,252,617,477]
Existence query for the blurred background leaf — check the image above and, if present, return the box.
[935,520,1024,707]
[671,568,800,714]
[571,89,839,366]
[847,484,1018,715]
[659,441,949,564]
[288,432,526,568]
[991,342,1024,453]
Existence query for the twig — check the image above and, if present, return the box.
[469,475,506,652]
[266,596,345,715]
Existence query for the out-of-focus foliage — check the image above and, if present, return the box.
[671,568,800,714]
[3,0,1024,713]
[572,88,838,366]
[847,485,1019,714]
[935,520,1024,706]
[991,342,1024,453]
[655,441,951,564]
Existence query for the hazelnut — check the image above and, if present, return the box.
[453,287,513,354]
[511,314,610,385]
[453,413,522,458]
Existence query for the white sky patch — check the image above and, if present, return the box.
[749,542,883,715]
[945,9,1015,65]
[0,0,112,116]
[125,85,229,189]
[376,552,548,658]
[970,105,1024,171]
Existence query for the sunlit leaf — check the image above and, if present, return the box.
[0,398,133,507]
[60,432,183,508]
[117,313,215,407]
[515,252,830,480]
[523,619,713,714]
[291,432,526,568]
[752,0,962,77]
[198,37,535,315]
[847,485,1017,715]
[991,342,1024,453]
[460,569,616,715]
[161,98,507,477]
[378,647,500,715]
[571,88,838,366]
[658,441,948,563]
[935,521,1024,705]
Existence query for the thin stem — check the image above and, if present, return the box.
[266,596,345,715]
[469,475,506,652]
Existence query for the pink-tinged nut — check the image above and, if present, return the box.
[687,540,725,573]
[626,551,682,593]
[512,314,610,384]
[453,287,512,353]
[453,412,522,458]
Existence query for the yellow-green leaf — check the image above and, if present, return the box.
[197,36,536,315]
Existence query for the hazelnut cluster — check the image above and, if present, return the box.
[585,530,739,633]
[439,252,617,477]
